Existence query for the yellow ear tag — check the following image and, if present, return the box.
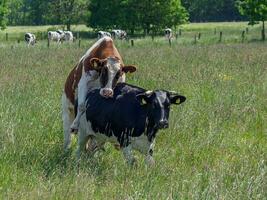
[141,98,147,105]
[176,98,180,104]
[93,62,98,68]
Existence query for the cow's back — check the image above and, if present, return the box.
[85,83,147,138]
[64,62,83,104]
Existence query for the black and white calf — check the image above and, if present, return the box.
[97,31,111,39]
[25,33,36,46]
[111,30,127,39]
[77,83,186,165]
[64,31,74,42]
[164,28,172,39]
[48,30,65,43]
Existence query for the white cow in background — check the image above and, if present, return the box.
[64,31,74,42]
[48,30,65,43]
[25,33,36,47]
[164,28,172,39]
[97,31,111,39]
[111,30,127,39]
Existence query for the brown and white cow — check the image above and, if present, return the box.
[62,36,136,150]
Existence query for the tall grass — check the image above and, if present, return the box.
[0,36,266,199]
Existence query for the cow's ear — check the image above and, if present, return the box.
[89,58,102,70]
[122,65,137,73]
[169,91,186,105]
[136,91,153,105]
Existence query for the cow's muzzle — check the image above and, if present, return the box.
[100,88,114,98]
[157,120,169,129]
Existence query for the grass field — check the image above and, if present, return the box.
[0,23,266,199]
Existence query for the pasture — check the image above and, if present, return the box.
[0,23,266,199]
[0,21,265,44]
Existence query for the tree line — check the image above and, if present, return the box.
[0,0,266,40]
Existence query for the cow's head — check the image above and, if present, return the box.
[137,90,186,129]
[90,56,136,98]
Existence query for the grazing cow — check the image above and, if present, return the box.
[62,36,137,150]
[48,30,65,43]
[25,33,36,46]
[64,31,74,42]
[98,31,111,39]
[111,30,127,39]
[164,28,172,39]
[77,83,186,165]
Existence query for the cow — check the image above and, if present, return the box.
[48,30,65,43]
[77,82,186,166]
[64,31,74,42]
[97,31,111,39]
[164,28,172,39]
[62,36,137,150]
[111,30,127,40]
[25,33,36,47]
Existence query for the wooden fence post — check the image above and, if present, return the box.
[246,27,249,34]
[198,33,201,40]
[219,31,222,42]
[76,32,80,40]
[242,31,245,43]
[131,39,134,46]
[17,39,20,44]
[47,38,50,48]
[78,39,81,48]
[179,29,182,36]
[6,33,8,41]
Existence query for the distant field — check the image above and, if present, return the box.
[0,22,264,43]
[0,24,266,199]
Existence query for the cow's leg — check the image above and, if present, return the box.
[76,131,90,161]
[145,149,155,166]
[132,136,155,166]
[85,136,98,152]
[122,145,136,166]
[62,93,75,150]
[145,140,156,166]
[70,71,98,132]
[86,137,106,154]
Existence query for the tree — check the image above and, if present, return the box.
[29,0,48,25]
[88,0,123,30]
[127,0,188,34]
[59,0,88,30]
[181,0,243,22]
[7,0,23,25]
[88,0,188,34]
[0,0,8,29]
[237,0,267,41]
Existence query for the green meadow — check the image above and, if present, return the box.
[0,22,266,199]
